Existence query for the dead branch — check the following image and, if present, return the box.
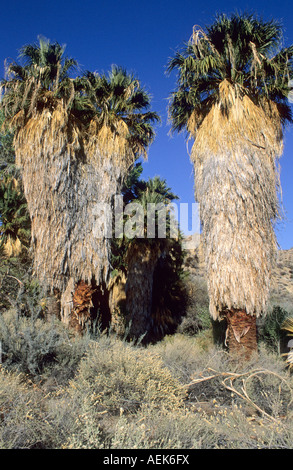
[183,367,293,423]
[5,275,24,286]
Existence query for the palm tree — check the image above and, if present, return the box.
[121,174,182,342]
[0,37,91,325]
[67,67,160,330]
[168,13,293,359]
[1,41,159,331]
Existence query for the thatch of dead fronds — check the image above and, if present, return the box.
[11,104,112,319]
[190,81,283,320]
[2,235,22,257]
[86,119,135,180]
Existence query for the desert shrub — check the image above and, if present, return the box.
[109,404,215,449]
[242,369,292,418]
[67,336,185,415]
[258,306,290,353]
[0,308,92,382]
[63,415,109,449]
[109,399,293,449]
[0,309,64,376]
[62,336,186,448]
[0,264,97,382]
[1,331,293,449]
[152,335,293,410]
[194,402,293,449]
[151,333,225,384]
[0,366,82,449]
[177,276,210,336]
[0,368,55,448]
[184,344,293,424]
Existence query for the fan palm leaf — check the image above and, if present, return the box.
[0,175,30,256]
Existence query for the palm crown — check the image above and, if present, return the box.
[1,36,80,121]
[82,66,160,158]
[168,13,293,134]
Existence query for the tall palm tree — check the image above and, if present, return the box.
[168,13,293,359]
[1,40,159,330]
[66,67,160,330]
[121,174,181,342]
[1,37,85,306]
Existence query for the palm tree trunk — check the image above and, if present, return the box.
[225,309,257,360]
[125,242,161,342]
[192,136,278,360]
[108,271,127,337]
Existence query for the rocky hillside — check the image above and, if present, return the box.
[270,248,293,309]
[183,235,293,311]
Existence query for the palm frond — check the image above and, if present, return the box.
[1,37,80,124]
[83,65,160,162]
[168,12,293,134]
[281,317,293,336]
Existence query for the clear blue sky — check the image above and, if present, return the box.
[0,0,292,249]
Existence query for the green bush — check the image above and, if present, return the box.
[258,306,290,353]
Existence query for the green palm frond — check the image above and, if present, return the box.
[1,36,80,123]
[81,66,160,158]
[168,12,293,134]
[0,175,31,254]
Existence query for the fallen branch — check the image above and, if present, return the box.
[184,367,293,423]
[5,275,24,286]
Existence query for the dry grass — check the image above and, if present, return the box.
[1,321,293,449]
[66,336,185,414]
